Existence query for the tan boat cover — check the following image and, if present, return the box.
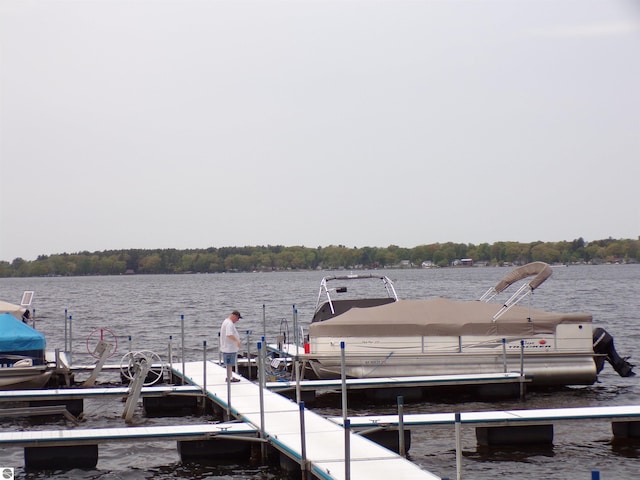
[493,261,553,293]
[0,300,26,320]
[308,297,592,337]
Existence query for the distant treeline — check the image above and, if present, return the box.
[1,237,638,277]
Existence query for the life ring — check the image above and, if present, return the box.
[86,327,118,359]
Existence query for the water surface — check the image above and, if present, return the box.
[1,264,639,479]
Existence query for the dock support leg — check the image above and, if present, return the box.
[455,412,462,480]
[299,402,308,480]
[225,363,232,421]
[398,396,405,457]
[344,418,351,480]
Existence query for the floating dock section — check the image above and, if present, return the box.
[175,360,441,480]
[0,361,441,479]
[330,404,640,446]
[0,422,258,469]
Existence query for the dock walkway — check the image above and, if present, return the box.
[177,360,440,480]
[0,385,200,402]
[0,422,257,448]
[266,372,525,392]
[329,404,640,428]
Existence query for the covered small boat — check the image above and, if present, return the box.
[0,304,52,389]
[303,263,634,386]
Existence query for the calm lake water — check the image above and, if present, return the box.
[1,264,639,479]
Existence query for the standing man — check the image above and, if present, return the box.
[220,310,242,382]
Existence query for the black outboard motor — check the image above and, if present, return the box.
[593,327,635,377]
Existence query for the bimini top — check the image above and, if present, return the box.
[308,297,592,338]
[0,313,46,352]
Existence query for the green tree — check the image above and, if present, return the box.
[139,254,162,273]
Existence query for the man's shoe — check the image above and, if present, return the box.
[226,377,241,382]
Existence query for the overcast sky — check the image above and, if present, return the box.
[1,0,639,262]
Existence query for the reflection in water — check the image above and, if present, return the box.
[469,445,556,462]
[611,439,640,459]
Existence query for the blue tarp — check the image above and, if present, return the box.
[0,312,46,352]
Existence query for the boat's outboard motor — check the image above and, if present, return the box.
[593,327,635,377]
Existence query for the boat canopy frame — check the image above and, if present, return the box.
[478,262,553,321]
[313,274,399,322]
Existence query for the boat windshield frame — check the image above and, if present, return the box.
[314,274,399,316]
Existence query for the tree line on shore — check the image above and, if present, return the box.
[1,237,638,277]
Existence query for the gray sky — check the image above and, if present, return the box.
[1,0,639,262]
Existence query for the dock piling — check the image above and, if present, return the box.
[398,395,406,457]
[69,315,73,366]
[64,308,68,352]
[295,356,302,404]
[262,304,266,344]
[299,401,308,480]
[502,338,507,373]
[455,412,462,480]
[246,330,252,380]
[341,341,347,425]
[344,418,351,480]
[203,340,207,394]
[180,314,185,386]
[258,341,267,462]
[168,336,174,382]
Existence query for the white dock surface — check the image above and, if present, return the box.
[266,372,525,391]
[0,385,201,402]
[178,360,440,480]
[0,422,257,447]
[329,404,640,428]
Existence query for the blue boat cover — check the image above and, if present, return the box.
[0,312,46,352]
